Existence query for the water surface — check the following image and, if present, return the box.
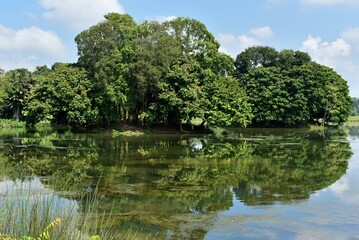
[0,127,358,239]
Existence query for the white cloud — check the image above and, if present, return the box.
[329,177,349,194]
[249,26,274,39]
[0,24,66,57]
[0,54,37,71]
[217,33,262,57]
[38,0,125,30]
[341,28,359,42]
[301,0,357,6]
[300,34,359,96]
[218,27,274,57]
[300,35,351,68]
[0,24,67,70]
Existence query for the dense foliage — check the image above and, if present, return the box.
[236,47,352,126]
[0,14,352,128]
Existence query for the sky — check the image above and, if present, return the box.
[1,0,359,96]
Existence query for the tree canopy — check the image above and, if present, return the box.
[236,46,351,126]
[0,13,352,128]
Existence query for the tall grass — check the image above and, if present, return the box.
[0,177,120,240]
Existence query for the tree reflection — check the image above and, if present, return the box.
[193,128,352,205]
[0,127,353,239]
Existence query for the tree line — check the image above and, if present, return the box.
[0,13,353,128]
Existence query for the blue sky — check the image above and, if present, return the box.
[1,0,359,96]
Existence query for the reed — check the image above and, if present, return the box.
[0,178,120,240]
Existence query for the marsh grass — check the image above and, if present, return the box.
[0,178,120,240]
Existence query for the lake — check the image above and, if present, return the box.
[0,126,358,239]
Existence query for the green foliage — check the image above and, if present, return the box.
[127,21,181,121]
[0,175,118,240]
[0,14,352,128]
[234,46,279,74]
[203,75,252,127]
[236,46,351,127]
[151,56,204,126]
[24,64,97,127]
[75,13,137,125]
[241,67,309,126]
[18,218,61,240]
[0,119,26,128]
[76,13,136,75]
[0,69,33,121]
[301,63,352,125]
[162,17,220,57]
[277,49,311,69]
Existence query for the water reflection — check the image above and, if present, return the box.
[0,127,354,239]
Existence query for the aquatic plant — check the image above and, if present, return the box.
[0,178,118,240]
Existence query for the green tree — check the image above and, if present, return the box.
[277,49,311,69]
[0,69,33,121]
[241,67,309,126]
[75,13,137,125]
[151,56,204,128]
[234,46,279,74]
[203,74,252,127]
[0,69,8,117]
[25,64,97,127]
[127,21,181,122]
[75,13,136,76]
[236,46,351,127]
[304,63,352,125]
[163,17,219,58]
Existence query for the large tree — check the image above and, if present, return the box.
[150,56,204,128]
[303,63,352,125]
[25,64,97,127]
[203,74,253,127]
[241,67,309,126]
[127,21,181,122]
[238,60,351,126]
[234,46,279,74]
[75,13,137,125]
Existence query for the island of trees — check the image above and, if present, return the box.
[0,13,353,129]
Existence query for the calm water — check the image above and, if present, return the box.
[0,126,358,239]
